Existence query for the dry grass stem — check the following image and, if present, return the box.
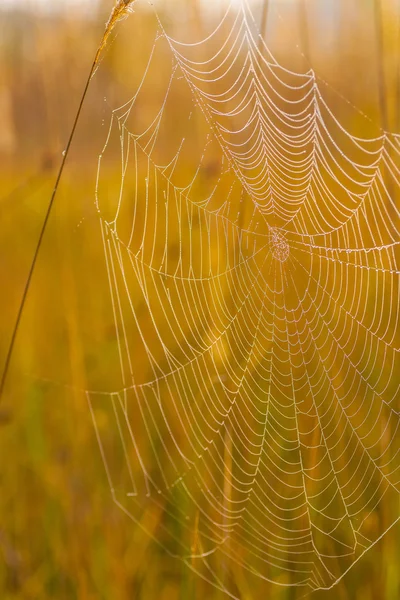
[0,0,136,402]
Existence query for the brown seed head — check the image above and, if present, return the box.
[95,1,136,66]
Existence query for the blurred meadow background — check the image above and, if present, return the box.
[1,0,400,598]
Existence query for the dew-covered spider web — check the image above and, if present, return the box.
[87,0,400,594]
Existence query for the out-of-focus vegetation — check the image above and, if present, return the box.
[1,0,400,598]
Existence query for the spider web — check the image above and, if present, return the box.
[87,0,400,594]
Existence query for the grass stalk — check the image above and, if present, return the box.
[0,0,135,402]
[397,0,400,132]
[374,0,388,131]
[258,0,269,50]
[298,0,310,68]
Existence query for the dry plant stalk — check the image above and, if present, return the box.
[373,0,388,131]
[0,1,136,401]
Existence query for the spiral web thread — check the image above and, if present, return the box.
[87,0,400,594]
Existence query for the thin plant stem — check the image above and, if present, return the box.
[374,0,388,131]
[0,1,134,402]
[235,0,269,230]
[397,0,400,132]
[374,0,398,226]
[298,0,310,68]
[258,0,269,50]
